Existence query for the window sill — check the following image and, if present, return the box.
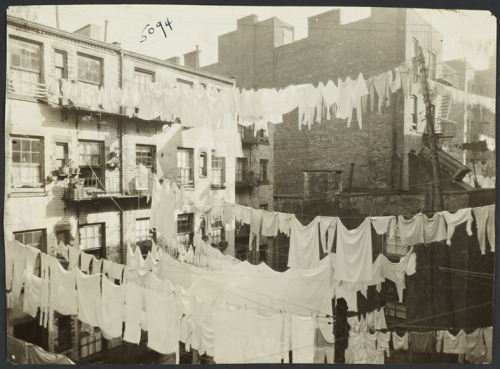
[211,185,226,190]
[9,188,46,197]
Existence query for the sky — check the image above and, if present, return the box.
[7,5,497,70]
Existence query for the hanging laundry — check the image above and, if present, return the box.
[366,311,374,331]
[441,330,467,354]
[335,218,373,283]
[374,307,387,330]
[291,315,315,363]
[319,216,338,254]
[363,331,378,350]
[319,80,339,120]
[389,68,402,93]
[68,246,80,271]
[465,328,487,364]
[222,202,235,225]
[57,241,69,262]
[91,256,102,275]
[345,348,384,364]
[372,72,390,113]
[75,269,101,327]
[441,208,474,245]
[483,326,493,363]
[348,73,369,129]
[392,331,409,350]
[380,251,417,302]
[213,306,246,363]
[123,282,143,345]
[25,341,75,365]
[49,258,77,316]
[398,213,424,245]
[287,216,320,269]
[80,252,93,274]
[409,331,437,353]
[145,288,181,362]
[243,311,284,363]
[7,242,27,308]
[278,212,294,237]
[423,212,447,243]
[472,205,495,254]
[249,208,264,251]
[377,331,391,357]
[314,327,335,363]
[261,211,279,237]
[23,274,43,318]
[100,276,126,340]
[370,216,396,240]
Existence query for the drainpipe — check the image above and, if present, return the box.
[118,46,125,263]
[55,5,60,29]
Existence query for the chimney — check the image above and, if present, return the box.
[166,56,181,65]
[237,14,259,29]
[104,20,109,42]
[55,5,60,29]
[73,24,103,42]
[183,48,200,69]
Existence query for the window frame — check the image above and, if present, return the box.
[177,213,194,248]
[78,223,105,254]
[210,218,225,247]
[211,150,225,188]
[54,49,68,80]
[134,67,155,84]
[77,53,103,86]
[57,314,73,353]
[236,158,249,182]
[55,142,69,169]
[382,226,411,261]
[14,229,46,277]
[79,323,104,358]
[11,135,44,189]
[199,152,208,177]
[9,36,44,82]
[383,281,407,319]
[259,159,269,183]
[177,148,194,187]
[136,144,156,171]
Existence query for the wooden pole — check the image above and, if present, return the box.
[417,47,444,211]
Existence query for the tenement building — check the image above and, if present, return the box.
[5,15,236,363]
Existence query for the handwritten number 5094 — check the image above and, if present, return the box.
[140,18,173,43]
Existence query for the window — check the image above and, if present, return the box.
[211,151,225,188]
[79,224,103,252]
[384,282,407,319]
[411,95,418,130]
[427,50,436,80]
[77,53,102,86]
[236,158,249,182]
[177,149,194,187]
[238,124,253,141]
[259,159,268,183]
[11,136,43,188]
[14,229,45,277]
[259,204,269,211]
[80,324,103,358]
[210,219,225,246]
[9,37,42,84]
[57,315,72,352]
[56,229,70,245]
[199,152,207,177]
[136,145,155,169]
[136,218,152,256]
[79,141,102,167]
[55,50,67,80]
[412,38,419,59]
[14,229,46,252]
[177,213,194,248]
[55,143,68,169]
[134,68,155,87]
[78,141,103,188]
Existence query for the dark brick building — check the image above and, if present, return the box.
[203,7,495,362]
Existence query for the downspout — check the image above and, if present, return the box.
[118,48,125,263]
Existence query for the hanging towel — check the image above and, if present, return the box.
[80,252,93,273]
[291,315,315,363]
[380,251,417,302]
[68,246,80,271]
[465,328,487,363]
[441,208,474,245]
[23,274,43,318]
[243,311,284,363]
[363,331,378,350]
[335,218,373,283]
[123,283,143,345]
[409,331,437,353]
[100,276,126,340]
[145,289,181,362]
[91,256,102,275]
[374,307,387,330]
[287,217,320,269]
[49,258,77,316]
[442,330,467,354]
[398,214,424,245]
[75,269,101,327]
